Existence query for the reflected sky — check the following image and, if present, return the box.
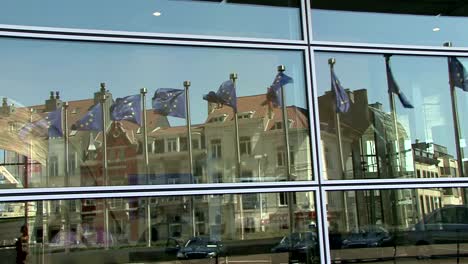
[0,0,301,40]
[0,38,306,126]
[313,9,468,47]
[315,52,468,158]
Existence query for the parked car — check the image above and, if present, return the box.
[341,225,393,248]
[176,236,225,260]
[271,231,319,263]
[409,205,468,245]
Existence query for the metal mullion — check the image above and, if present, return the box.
[321,177,468,187]
[319,188,330,264]
[304,48,319,185]
[305,0,313,43]
[299,0,308,42]
[311,45,468,57]
[0,185,319,202]
[312,40,468,53]
[0,23,307,47]
[322,182,468,192]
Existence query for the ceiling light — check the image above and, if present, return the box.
[153,11,161,17]
[432,27,440,32]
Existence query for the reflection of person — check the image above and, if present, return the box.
[15,225,29,264]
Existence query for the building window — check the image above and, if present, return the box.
[416,169,421,178]
[240,136,252,155]
[238,111,254,119]
[278,192,296,206]
[211,139,222,159]
[49,156,59,177]
[209,114,227,123]
[68,153,76,176]
[167,138,177,152]
[154,139,164,154]
[277,147,295,167]
[180,137,188,151]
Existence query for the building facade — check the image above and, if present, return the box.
[0,1,468,264]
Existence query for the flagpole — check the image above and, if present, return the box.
[444,42,465,178]
[328,58,350,231]
[140,88,152,247]
[99,83,110,249]
[230,73,244,240]
[384,55,405,177]
[277,65,295,234]
[184,81,197,237]
[63,101,71,253]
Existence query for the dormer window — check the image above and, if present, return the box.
[210,114,227,123]
[238,111,254,119]
[274,119,293,130]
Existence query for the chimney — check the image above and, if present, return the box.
[45,91,63,112]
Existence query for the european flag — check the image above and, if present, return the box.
[331,68,351,113]
[449,57,468,92]
[110,94,142,126]
[203,80,237,112]
[152,88,186,118]
[266,72,293,107]
[47,108,63,137]
[75,103,103,131]
[386,60,414,108]
[19,108,63,139]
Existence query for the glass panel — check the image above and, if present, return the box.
[0,0,302,40]
[327,188,468,263]
[311,3,468,47]
[0,192,319,263]
[315,52,467,179]
[0,38,311,188]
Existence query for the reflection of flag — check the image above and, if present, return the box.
[266,72,293,107]
[386,60,414,108]
[152,88,186,118]
[19,108,63,139]
[74,104,103,131]
[449,57,468,92]
[203,80,237,112]
[331,68,351,113]
[110,94,141,125]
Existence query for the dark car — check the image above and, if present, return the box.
[341,225,393,249]
[176,236,225,260]
[271,231,319,263]
[410,205,468,244]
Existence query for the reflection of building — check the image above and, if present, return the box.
[319,88,463,231]
[0,90,315,243]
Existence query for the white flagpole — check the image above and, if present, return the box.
[328,58,350,231]
[444,42,465,178]
[277,65,295,234]
[384,55,404,177]
[63,102,71,253]
[99,83,110,249]
[140,88,152,247]
[184,81,197,237]
[230,73,244,240]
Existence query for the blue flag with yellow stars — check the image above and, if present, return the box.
[386,60,414,108]
[331,68,351,113]
[110,94,142,126]
[19,107,63,139]
[152,88,186,118]
[203,80,237,112]
[75,103,103,131]
[449,57,468,92]
[266,72,293,107]
[47,107,63,137]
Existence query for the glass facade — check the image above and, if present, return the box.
[1,1,468,264]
